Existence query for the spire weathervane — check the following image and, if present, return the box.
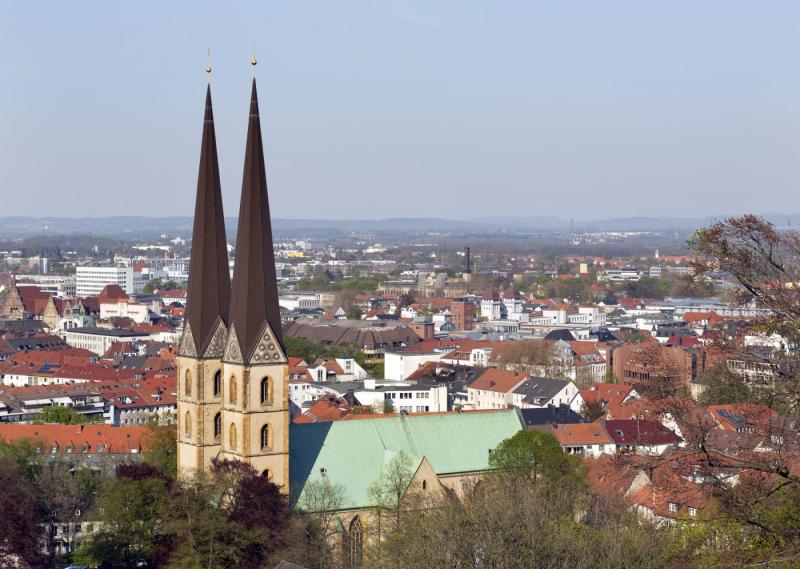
[205,48,212,81]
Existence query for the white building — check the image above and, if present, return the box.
[76,266,135,297]
[63,327,153,355]
[16,276,76,299]
[481,297,504,320]
[384,351,443,380]
[528,307,606,327]
[355,380,449,413]
[598,268,642,282]
[99,299,154,324]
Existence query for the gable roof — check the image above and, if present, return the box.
[512,377,571,403]
[544,329,576,341]
[468,368,527,393]
[0,423,151,454]
[604,419,682,446]
[98,284,129,304]
[290,409,523,510]
[549,423,612,446]
[519,405,585,427]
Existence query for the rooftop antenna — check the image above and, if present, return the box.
[205,48,212,82]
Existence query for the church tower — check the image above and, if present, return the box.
[177,83,232,475]
[219,77,290,488]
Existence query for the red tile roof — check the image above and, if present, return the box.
[604,419,681,446]
[468,368,527,393]
[98,284,129,304]
[0,423,152,454]
[550,423,612,446]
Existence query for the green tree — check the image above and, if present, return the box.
[0,437,43,481]
[627,276,668,299]
[296,477,345,569]
[368,463,680,569]
[368,451,420,536]
[489,429,584,486]
[143,420,178,478]
[82,464,173,568]
[34,406,87,425]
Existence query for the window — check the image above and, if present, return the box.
[229,376,237,404]
[213,370,221,397]
[184,411,192,437]
[688,507,697,517]
[184,369,192,397]
[668,502,678,513]
[229,423,237,449]
[260,376,272,404]
[344,515,364,569]
[213,412,222,441]
[260,424,271,450]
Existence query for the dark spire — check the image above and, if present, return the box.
[182,85,231,356]
[228,79,284,361]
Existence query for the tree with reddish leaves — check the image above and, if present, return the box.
[605,215,800,565]
[0,457,45,568]
[166,459,297,569]
[691,214,800,413]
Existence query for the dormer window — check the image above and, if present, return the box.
[668,502,678,513]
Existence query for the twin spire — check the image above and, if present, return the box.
[181,65,284,364]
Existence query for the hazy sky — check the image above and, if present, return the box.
[1,1,799,220]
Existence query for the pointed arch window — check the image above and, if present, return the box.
[344,515,364,568]
[184,411,192,437]
[229,423,238,450]
[184,369,192,397]
[229,376,237,404]
[213,370,222,397]
[260,376,272,404]
[213,412,222,441]
[260,424,271,450]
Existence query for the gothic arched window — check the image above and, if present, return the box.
[184,369,192,397]
[229,376,237,404]
[213,370,222,397]
[260,424,270,450]
[260,376,272,404]
[184,411,192,437]
[213,412,221,441]
[344,515,364,568]
[229,423,237,450]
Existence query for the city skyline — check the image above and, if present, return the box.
[2,1,799,220]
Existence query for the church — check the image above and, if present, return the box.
[177,69,290,487]
[176,69,525,546]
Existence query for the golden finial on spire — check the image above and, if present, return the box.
[251,43,257,75]
[205,48,212,79]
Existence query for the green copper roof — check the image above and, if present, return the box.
[290,409,524,510]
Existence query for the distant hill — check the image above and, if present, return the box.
[0,213,797,238]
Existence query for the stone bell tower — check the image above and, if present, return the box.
[176,82,232,475]
[219,77,290,488]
